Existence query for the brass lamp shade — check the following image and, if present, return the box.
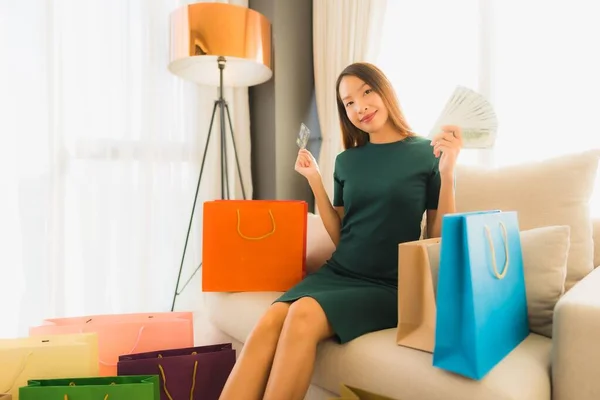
[168,2,272,87]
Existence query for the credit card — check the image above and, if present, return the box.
[296,123,311,149]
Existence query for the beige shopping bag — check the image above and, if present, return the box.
[0,394,12,399]
[0,333,98,400]
[329,384,397,400]
[396,238,441,353]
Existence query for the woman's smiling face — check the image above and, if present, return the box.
[338,75,389,133]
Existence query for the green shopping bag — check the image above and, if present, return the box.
[19,375,159,400]
[330,384,398,400]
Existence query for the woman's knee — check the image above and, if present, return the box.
[251,302,290,338]
[284,297,333,341]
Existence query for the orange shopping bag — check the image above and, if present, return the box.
[202,200,307,292]
[29,312,193,376]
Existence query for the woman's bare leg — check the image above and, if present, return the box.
[219,302,290,400]
[263,297,334,400]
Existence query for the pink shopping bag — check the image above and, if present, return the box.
[29,312,194,376]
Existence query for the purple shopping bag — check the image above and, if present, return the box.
[117,343,235,400]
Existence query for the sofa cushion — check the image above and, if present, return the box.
[204,291,280,344]
[204,291,552,400]
[314,330,551,400]
[519,226,570,337]
[455,150,600,291]
[425,225,570,339]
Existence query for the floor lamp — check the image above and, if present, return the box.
[167,2,272,311]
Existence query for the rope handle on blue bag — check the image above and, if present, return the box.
[484,222,510,279]
[64,381,115,400]
[236,208,276,240]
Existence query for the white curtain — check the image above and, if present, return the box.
[0,0,252,339]
[312,0,388,204]
[377,0,600,217]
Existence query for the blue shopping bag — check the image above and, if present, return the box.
[433,210,529,380]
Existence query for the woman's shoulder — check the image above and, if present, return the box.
[405,134,433,146]
[334,145,361,162]
[404,135,439,171]
[407,134,436,152]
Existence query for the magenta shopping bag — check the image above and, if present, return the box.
[117,343,236,400]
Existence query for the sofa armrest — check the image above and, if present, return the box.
[552,267,600,400]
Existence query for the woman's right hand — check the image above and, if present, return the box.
[294,149,321,181]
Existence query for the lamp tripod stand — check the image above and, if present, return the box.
[167,2,272,311]
[170,56,247,311]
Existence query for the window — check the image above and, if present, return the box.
[378,0,600,216]
[378,0,480,165]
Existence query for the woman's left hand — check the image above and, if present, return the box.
[431,125,463,176]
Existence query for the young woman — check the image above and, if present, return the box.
[219,62,463,400]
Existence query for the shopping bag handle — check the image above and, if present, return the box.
[64,381,115,400]
[484,222,509,279]
[157,352,198,400]
[101,326,145,366]
[236,209,276,240]
[2,351,33,393]
[79,326,146,366]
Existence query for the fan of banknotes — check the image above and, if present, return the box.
[429,86,498,149]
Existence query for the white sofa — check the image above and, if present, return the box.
[202,151,600,400]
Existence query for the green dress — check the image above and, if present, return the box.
[275,136,441,344]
